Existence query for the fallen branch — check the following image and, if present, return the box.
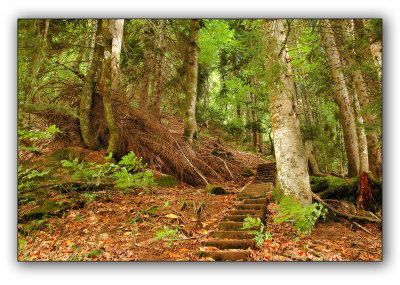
[312,193,381,225]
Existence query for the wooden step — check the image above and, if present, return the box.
[243,198,267,204]
[219,222,261,231]
[204,239,255,249]
[224,215,261,222]
[212,230,257,239]
[227,209,264,216]
[234,204,266,211]
[198,250,250,261]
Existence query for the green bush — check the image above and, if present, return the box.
[274,198,327,236]
[61,152,154,191]
[241,216,271,246]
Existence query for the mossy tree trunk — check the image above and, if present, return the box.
[264,19,312,205]
[183,19,200,143]
[79,19,102,150]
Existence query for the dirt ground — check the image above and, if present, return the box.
[18,182,382,261]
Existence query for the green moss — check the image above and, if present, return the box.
[309,175,359,198]
[206,184,226,195]
[24,200,71,221]
[241,167,254,177]
[49,148,76,162]
[155,175,179,188]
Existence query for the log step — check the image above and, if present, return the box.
[212,230,257,239]
[224,215,261,222]
[219,222,261,231]
[243,198,267,204]
[204,239,255,249]
[234,204,266,210]
[198,250,250,261]
[227,209,264,217]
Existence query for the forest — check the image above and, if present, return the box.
[17,18,382,261]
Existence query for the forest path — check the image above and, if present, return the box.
[199,163,277,261]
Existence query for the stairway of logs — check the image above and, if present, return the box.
[198,162,277,261]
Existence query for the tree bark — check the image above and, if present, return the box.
[139,20,153,110]
[150,20,167,120]
[264,20,312,205]
[79,19,102,150]
[250,93,258,150]
[183,19,200,142]
[110,19,124,98]
[321,19,360,177]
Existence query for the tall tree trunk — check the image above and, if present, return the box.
[183,19,200,142]
[87,20,98,71]
[264,19,312,205]
[321,19,360,177]
[340,20,369,173]
[79,19,102,150]
[139,20,153,110]
[150,20,167,120]
[250,93,258,150]
[101,19,119,154]
[354,19,382,177]
[110,19,124,98]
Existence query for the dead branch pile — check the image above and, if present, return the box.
[23,94,248,186]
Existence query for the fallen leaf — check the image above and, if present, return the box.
[166,213,179,219]
[179,248,189,252]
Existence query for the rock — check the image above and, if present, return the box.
[206,184,226,195]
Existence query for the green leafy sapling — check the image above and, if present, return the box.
[241,216,271,246]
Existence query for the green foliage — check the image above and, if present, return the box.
[225,118,244,136]
[241,216,271,246]
[18,125,61,153]
[18,166,50,191]
[61,152,155,191]
[274,198,327,236]
[19,218,47,235]
[154,226,179,246]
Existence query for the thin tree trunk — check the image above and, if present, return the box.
[150,20,167,120]
[321,19,360,177]
[87,20,98,71]
[110,19,124,98]
[250,93,258,149]
[139,20,153,110]
[264,19,312,205]
[183,19,200,142]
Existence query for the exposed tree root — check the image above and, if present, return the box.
[312,193,381,225]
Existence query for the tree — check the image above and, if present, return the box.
[264,19,312,205]
[321,19,360,177]
[100,19,120,154]
[150,20,167,120]
[79,19,102,150]
[183,19,200,142]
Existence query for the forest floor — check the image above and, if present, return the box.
[17,181,382,261]
[18,116,382,261]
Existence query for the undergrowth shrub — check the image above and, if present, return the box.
[241,216,271,246]
[61,152,154,192]
[274,198,327,236]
